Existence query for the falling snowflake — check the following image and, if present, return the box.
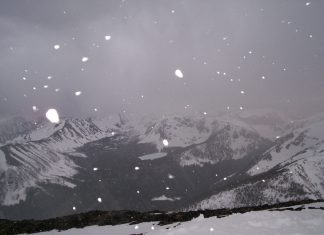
[134,225,139,230]
[97,197,102,203]
[166,187,170,190]
[306,2,311,6]
[163,139,169,146]
[151,226,155,230]
[210,227,214,232]
[168,174,175,179]
[203,112,207,115]
[32,106,38,112]
[22,77,27,81]
[174,69,184,78]
[239,106,243,110]
[72,206,76,211]
[54,44,60,50]
[43,85,48,88]
[93,167,98,171]
[75,91,82,96]
[240,90,245,94]
[47,76,52,80]
[94,108,98,112]
[134,166,140,171]
[46,109,60,123]
[81,57,89,62]
[262,76,266,80]
[136,190,140,194]
[55,88,60,92]
[224,177,227,181]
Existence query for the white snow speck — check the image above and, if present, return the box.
[75,91,82,96]
[97,197,102,203]
[134,225,139,230]
[262,76,266,80]
[105,35,111,40]
[54,44,60,50]
[47,76,52,80]
[134,166,140,171]
[151,226,155,230]
[203,112,207,115]
[171,9,175,14]
[136,190,140,194]
[224,177,227,181]
[168,174,175,179]
[93,167,98,171]
[163,139,169,146]
[94,108,98,112]
[46,109,60,124]
[210,227,214,232]
[175,69,184,78]
[81,57,89,62]
[239,106,243,110]
[43,85,48,88]
[72,206,76,211]
[55,88,60,92]
[166,187,170,190]
[306,2,311,6]
[32,106,38,112]
[240,90,245,94]
[22,77,26,80]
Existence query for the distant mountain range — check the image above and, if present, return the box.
[0,110,323,220]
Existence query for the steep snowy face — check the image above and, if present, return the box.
[137,115,217,151]
[0,118,117,206]
[248,115,324,176]
[190,115,324,210]
[179,123,268,166]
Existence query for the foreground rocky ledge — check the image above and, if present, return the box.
[1,199,324,235]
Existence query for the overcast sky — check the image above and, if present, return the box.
[0,0,324,119]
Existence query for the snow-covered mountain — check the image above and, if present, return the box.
[190,113,324,210]
[2,109,322,220]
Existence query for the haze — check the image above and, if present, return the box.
[0,0,324,119]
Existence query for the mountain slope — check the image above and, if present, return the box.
[190,114,324,210]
